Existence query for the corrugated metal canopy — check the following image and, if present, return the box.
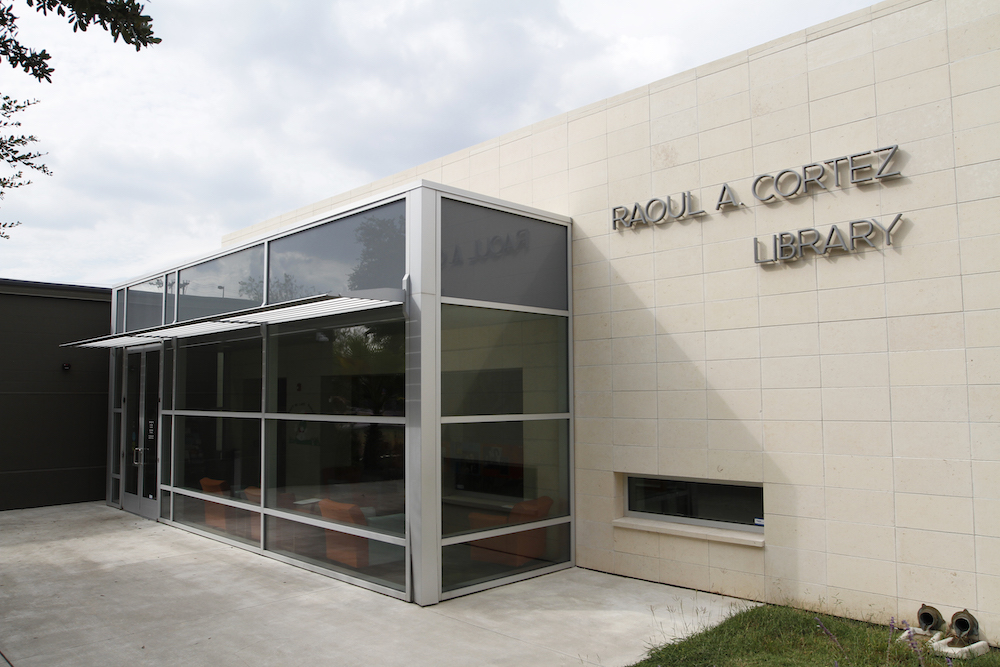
[63,293,403,349]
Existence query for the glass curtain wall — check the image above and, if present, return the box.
[438,198,572,595]
[146,198,408,597]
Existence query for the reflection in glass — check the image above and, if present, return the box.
[162,346,173,410]
[126,278,163,331]
[174,416,261,504]
[268,317,403,417]
[441,420,569,537]
[176,334,262,412]
[161,490,171,520]
[165,272,176,324]
[265,515,405,591]
[265,420,404,536]
[111,412,121,476]
[115,289,125,333]
[124,353,140,496]
[160,416,171,486]
[177,244,264,321]
[441,198,568,311]
[441,305,568,416]
[267,200,405,304]
[175,493,259,546]
[628,477,764,528]
[142,350,159,501]
[442,522,570,592]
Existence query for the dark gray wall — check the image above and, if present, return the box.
[0,279,111,510]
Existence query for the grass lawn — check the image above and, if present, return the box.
[630,604,1000,667]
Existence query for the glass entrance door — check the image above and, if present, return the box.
[122,348,160,520]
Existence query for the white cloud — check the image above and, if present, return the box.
[0,0,873,286]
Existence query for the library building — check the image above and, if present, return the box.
[68,0,1000,637]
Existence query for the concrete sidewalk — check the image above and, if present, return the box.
[0,502,749,666]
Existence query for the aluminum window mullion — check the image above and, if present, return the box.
[440,412,570,425]
[440,515,571,547]
[439,296,570,318]
[261,412,406,425]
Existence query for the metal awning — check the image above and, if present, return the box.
[63,291,404,349]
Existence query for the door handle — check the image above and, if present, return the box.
[133,447,141,465]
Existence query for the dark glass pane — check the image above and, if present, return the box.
[115,289,125,333]
[110,476,120,504]
[441,420,569,537]
[628,478,764,528]
[111,412,121,476]
[267,200,405,304]
[174,416,261,504]
[265,420,404,536]
[126,278,163,331]
[160,490,171,519]
[162,346,173,410]
[268,317,403,417]
[265,515,405,591]
[177,245,264,321]
[165,272,176,324]
[176,334,262,412]
[124,354,140,496]
[160,416,171,486]
[441,198,568,310]
[142,350,159,501]
[113,348,123,407]
[441,305,568,416]
[442,522,570,592]
[175,494,258,546]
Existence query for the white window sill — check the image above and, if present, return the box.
[612,517,765,548]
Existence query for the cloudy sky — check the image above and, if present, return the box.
[0,0,874,287]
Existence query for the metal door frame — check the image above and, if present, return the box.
[121,344,161,520]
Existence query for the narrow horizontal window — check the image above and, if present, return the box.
[626,476,763,533]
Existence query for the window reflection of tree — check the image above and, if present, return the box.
[330,323,404,478]
[347,213,405,291]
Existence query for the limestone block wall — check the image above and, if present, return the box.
[223,0,1000,635]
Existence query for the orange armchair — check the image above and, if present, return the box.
[199,477,231,531]
[468,496,553,566]
[317,499,369,569]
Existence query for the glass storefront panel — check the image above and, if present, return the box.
[165,272,176,324]
[267,317,404,417]
[177,244,264,321]
[111,412,121,476]
[174,416,261,505]
[267,200,405,304]
[124,353,140,496]
[441,305,568,416]
[440,198,568,311]
[126,278,164,331]
[160,416,172,486]
[176,334,262,412]
[265,420,404,536]
[265,515,405,591]
[175,493,259,546]
[160,490,171,519]
[162,346,173,410]
[442,522,570,592]
[114,289,125,333]
[441,420,569,537]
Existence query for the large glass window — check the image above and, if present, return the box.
[265,420,404,536]
[174,415,261,505]
[265,515,405,591]
[267,200,405,304]
[627,477,764,532]
[441,420,569,538]
[176,333,262,412]
[441,305,567,416]
[165,272,177,324]
[175,494,259,546]
[177,244,264,321]
[267,316,404,416]
[442,523,570,592]
[441,198,568,311]
[125,278,163,331]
